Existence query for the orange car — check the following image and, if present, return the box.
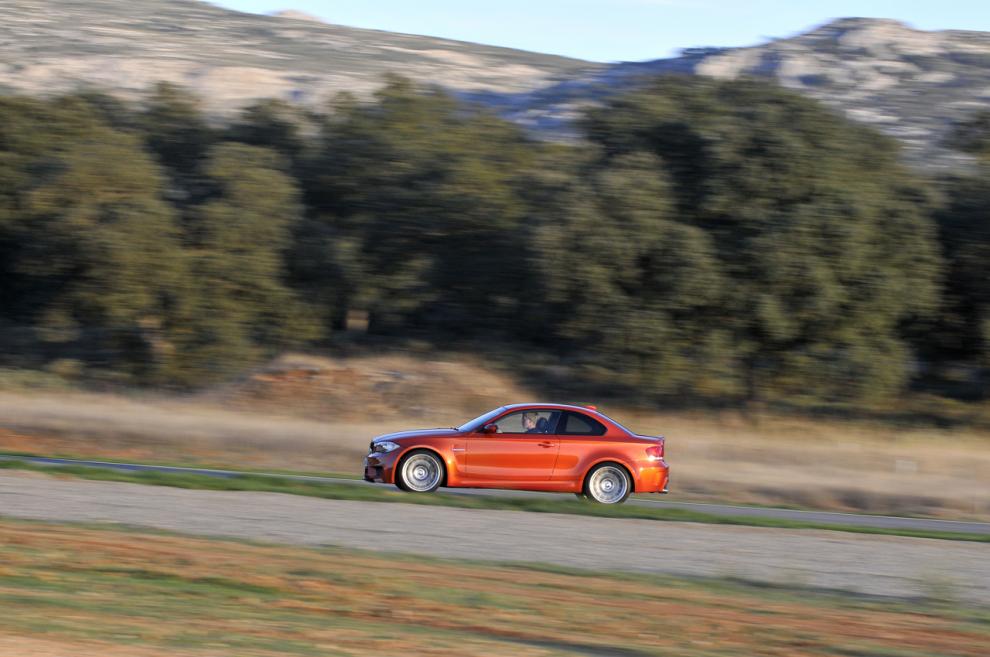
[363,403,668,504]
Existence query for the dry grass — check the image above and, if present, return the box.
[206,352,531,422]
[0,353,988,520]
[0,392,385,472]
[0,519,987,657]
[620,411,990,519]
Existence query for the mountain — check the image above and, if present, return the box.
[268,10,326,24]
[0,0,597,110]
[477,18,990,170]
[1,2,988,169]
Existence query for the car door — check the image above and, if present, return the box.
[465,409,561,484]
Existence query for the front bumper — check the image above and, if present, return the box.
[363,451,400,484]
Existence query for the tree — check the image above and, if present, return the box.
[140,83,214,183]
[17,129,187,381]
[227,99,308,168]
[0,96,108,324]
[934,169,990,393]
[0,82,957,403]
[947,111,990,162]
[171,143,316,382]
[581,77,942,401]
[529,151,725,395]
[298,77,538,335]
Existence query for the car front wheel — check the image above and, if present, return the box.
[584,463,632,504]
[396,450,444,493]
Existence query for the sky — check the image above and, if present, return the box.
[210,0,990,63]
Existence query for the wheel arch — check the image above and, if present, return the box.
[583,458,637,494]
[395,446,449,487]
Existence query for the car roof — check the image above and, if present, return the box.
[492,403,631,435]
[500,403,602,413]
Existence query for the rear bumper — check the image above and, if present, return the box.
[634,461,670,494]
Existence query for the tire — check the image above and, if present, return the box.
[583,463,632,504]
[396,450,444,493]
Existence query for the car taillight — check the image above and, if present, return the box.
[646,441,664,461]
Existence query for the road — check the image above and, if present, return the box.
[1,473,988,604]
[3,454,989,535]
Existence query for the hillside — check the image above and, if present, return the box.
[0,0,597,111]
[487,18,990,169]
[0,3,988,168]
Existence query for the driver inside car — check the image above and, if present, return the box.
[523,413,551,433]
[522,413,539,433]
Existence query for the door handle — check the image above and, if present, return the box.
[537,442,554,448]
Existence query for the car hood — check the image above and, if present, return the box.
[373,428,461,442]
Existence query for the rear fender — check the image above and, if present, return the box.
[583,455,638,493]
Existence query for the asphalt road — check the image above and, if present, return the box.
[1,473,988,604]
[3,454,989,535]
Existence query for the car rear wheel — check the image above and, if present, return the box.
[584,463,631,504]
[396,450,444,493]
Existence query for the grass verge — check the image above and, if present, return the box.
[0,518,988,657]
[0,449,360,479]
[1,458,987,542]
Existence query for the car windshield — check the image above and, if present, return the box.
[457,407,506,432]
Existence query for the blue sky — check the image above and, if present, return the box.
[211,1,990,62]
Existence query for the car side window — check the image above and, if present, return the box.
[560,412,607,436]
[492,410,559,434]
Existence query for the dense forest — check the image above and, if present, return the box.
[0,75,988,405]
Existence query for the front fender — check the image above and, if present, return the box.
[392,444,464,487]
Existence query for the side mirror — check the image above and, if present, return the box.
[481,423,498,434]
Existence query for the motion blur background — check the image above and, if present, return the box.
[2,2,990,409]
[1,1,990,653]
[1,0,989,513]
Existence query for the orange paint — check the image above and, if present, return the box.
[364,404,669,503]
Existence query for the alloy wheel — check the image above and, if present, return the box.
[400,452,443,492]
[586,465,630,504]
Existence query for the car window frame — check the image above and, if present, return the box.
[487,409,562,436]
[459,407,506,432]
[558,411,608,436]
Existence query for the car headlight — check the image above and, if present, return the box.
[373,441,400,453]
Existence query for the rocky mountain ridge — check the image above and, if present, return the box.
[0,0,596,112]
[485,18,990,169]
[1,2,988,168]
